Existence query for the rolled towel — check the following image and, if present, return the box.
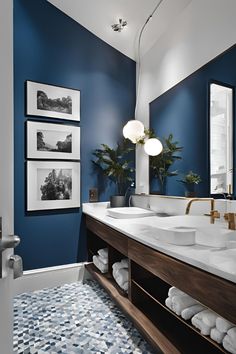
[165,297,173,311]
[216,317,234,333]
[93,255,108,274]
[192,309,218,327]
[112,259,128,274]
[201,310,218,328]
[97,248,108,259]
[121,281,128,292]
[97,254,108,265]
[181,304,206,321]
[168,286,186,298]
[171,294,199,315]
[191,316,212,335]
[228,327,236,342]
[113,268,128,288]
[210,327,225,344]
[223,334,236,354]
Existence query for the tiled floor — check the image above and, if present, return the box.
[13,281,155,354]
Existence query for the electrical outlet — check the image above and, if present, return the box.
[89,188,98,202]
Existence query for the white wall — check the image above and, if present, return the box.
[136,0,236,194]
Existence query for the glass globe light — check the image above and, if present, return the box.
[123,120,145,143]
[144,138,163,156]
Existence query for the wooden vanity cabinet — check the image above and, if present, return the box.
[85,215,236,354]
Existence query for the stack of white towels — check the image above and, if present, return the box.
[165,287,236,353]
[92,248,108,273]
[112,258,129,292]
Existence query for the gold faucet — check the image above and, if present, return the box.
[185,198,215,216]
[224,213,236,230]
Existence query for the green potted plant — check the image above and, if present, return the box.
[179,171,202,197]
[150,134,183,194]
[92,139,134,207]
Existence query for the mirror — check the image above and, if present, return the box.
[210,82,233,195]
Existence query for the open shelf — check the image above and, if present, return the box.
[86,263,127,297]
[131,280,227,354]
[85,263,181,354]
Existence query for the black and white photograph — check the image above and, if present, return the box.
[27,161,80,211]
[26,81,80,121]
[27,121,80,160]
[38,168,72,201]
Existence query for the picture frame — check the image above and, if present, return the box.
[26,81,80,121]
[27,161,80,211]
[27,121,80,160]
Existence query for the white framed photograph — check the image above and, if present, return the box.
[26,81,80,121]
[27,121,80,160]
[27,161,80,211]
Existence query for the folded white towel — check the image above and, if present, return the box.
[98,248,108,259]
[228,327,236,341]
[121,281,128,292]
[97,254,108,265]
[112,268,128,288]
[168,287,186,298]
[115,268,129,285]
[181,304,206,321]
[193,309,218,327]
[191,316,212,335]
[165,297,173,311]
[216,317,234,333]
[112,259,128,274]
[171,294,198,315]
[93,255,108,274]
[223,334,236,354]
[210,327,225,344]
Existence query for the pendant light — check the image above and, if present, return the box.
[123,0,164,156]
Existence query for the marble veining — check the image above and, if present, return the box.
[13,281,155,354]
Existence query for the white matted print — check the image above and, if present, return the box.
[27,121,80,160]
[26,81,80,121]
[27,161,80,211]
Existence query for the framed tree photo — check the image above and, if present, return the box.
[27,121,80,160]
[27,161,80,211]
[26,81,80,121]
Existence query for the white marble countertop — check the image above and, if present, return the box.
[83,202,236,284]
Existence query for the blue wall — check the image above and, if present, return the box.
[150,45,236,197]
[14,0,136,270]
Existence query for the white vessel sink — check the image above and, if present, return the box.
[107,207,156,219]
[154,226,196,245]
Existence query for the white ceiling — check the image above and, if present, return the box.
[48,0,192,61]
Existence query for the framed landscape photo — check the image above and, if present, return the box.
[27,161,80,211]
[26,81,80,121]
[27,121,80,160]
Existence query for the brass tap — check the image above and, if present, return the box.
[210,210,220,224]
[225,213,236,230]
[185,198,215,215]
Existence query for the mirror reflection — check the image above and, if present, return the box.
[210,83,233,195]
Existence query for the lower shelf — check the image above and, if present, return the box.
[131,280,227,354]
[85,263,181,354]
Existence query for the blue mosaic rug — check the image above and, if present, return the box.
[14,281,155,354]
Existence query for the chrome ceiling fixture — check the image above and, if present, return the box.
[111,18,127,32]
[123,0,164,156]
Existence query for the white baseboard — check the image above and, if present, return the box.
[13,262,90,296]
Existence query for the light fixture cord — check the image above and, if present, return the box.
[134,0,164,119]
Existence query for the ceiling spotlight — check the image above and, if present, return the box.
[111,19,127,32]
